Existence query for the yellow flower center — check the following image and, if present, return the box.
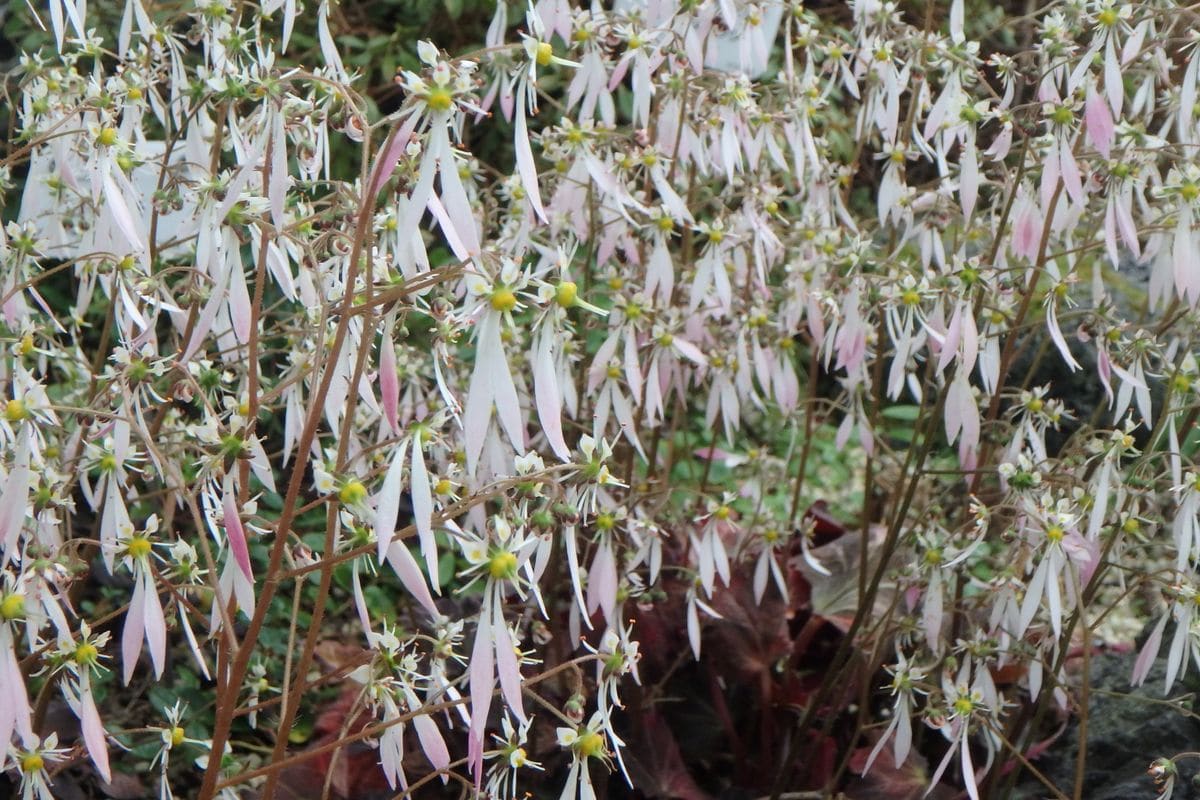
[96,127,119,147]
[425,87,453,112]
[536,41,554,66]
[1046,525,1064,543]
[0,593,24,621]
[339,480,368,505]
[127,535,152,559]
[555,281,578,308]
[74,642,99,665]
[6,399,29,422]
[577,731,605,758]
[490,288,517,312]
[489,551,518,580]
[434,478,453,495]
[171,726,186,747]
[20,754,44,773]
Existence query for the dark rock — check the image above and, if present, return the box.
[1016,650,1200,799]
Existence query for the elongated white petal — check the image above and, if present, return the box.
[410,437,440,593]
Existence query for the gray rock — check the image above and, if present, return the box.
[1016,649,1200,799]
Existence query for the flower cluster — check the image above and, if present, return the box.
[3,0,1200,796]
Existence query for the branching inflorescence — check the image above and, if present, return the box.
[3,0,1200,797]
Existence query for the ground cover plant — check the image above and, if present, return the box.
[3,0,1200,797]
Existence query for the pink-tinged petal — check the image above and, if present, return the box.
[1046,301,1081,371]
[180,251,234,363]
[1096,347,1114,407]
[959,306,978,376]
[586,538,618,622]
[102,171,145,252]
[351,562,372,634]
[317,0,347,80]
[651,165,693,223]
[686,598,702,659]
[80,679,112,782]
[413,711,450,777]
[959,138,979,220]
[1104,38,1123,117]
[1012,201,1041,261]
[248,437,276,494]
[464,313,502,472]
[1181,56,1199,145]
[1114,190,1141,258]
[222,485,253,581]
[467,609,496,786]
[534,333,570,462]
[1104,199,1121,268]
[0,426,31,564]
[0,627,32,747]
[122,572,147,685]
[385,538,439,617]
[427,193,470,262]
[409,439,439,593]
[835,411,854,451]
[214,146,264,223]
[753,550,769,604]
[1040,147,1060,209]
[436,120,483,252]
[369,112,421,199]
[226,250,252,344]
[562,527,590,622]
[374,443,407,562]
[1058,137,1084,205]
[949,0,964,41]
[1132,613,1168,686]
[1085,86,1115,159]
[514,91,547,223]
[622,332,643,401]
[491,608,526,723]
[269,111,288,232]
[143,569,167,678]
[927,729,959,793]
[379,718,407,789]
[379,330,400,435]
[487,322,526,454]
[962,729,980,800]
[938,304,963,373]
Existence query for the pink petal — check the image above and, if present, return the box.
[385,538,438,617]
[534,333,570,462]
[1085,86,1115,159]
[80,681,112,782]
[379,337,399,435]
[223,485,254,581]
[492,608,526,723]
[467,610,496,785]
[409,440,439,592]
[143,569,167,677]
[514,91,547,223]
[122,573,147,684]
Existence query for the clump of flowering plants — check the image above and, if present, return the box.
[4,0,1200,796]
